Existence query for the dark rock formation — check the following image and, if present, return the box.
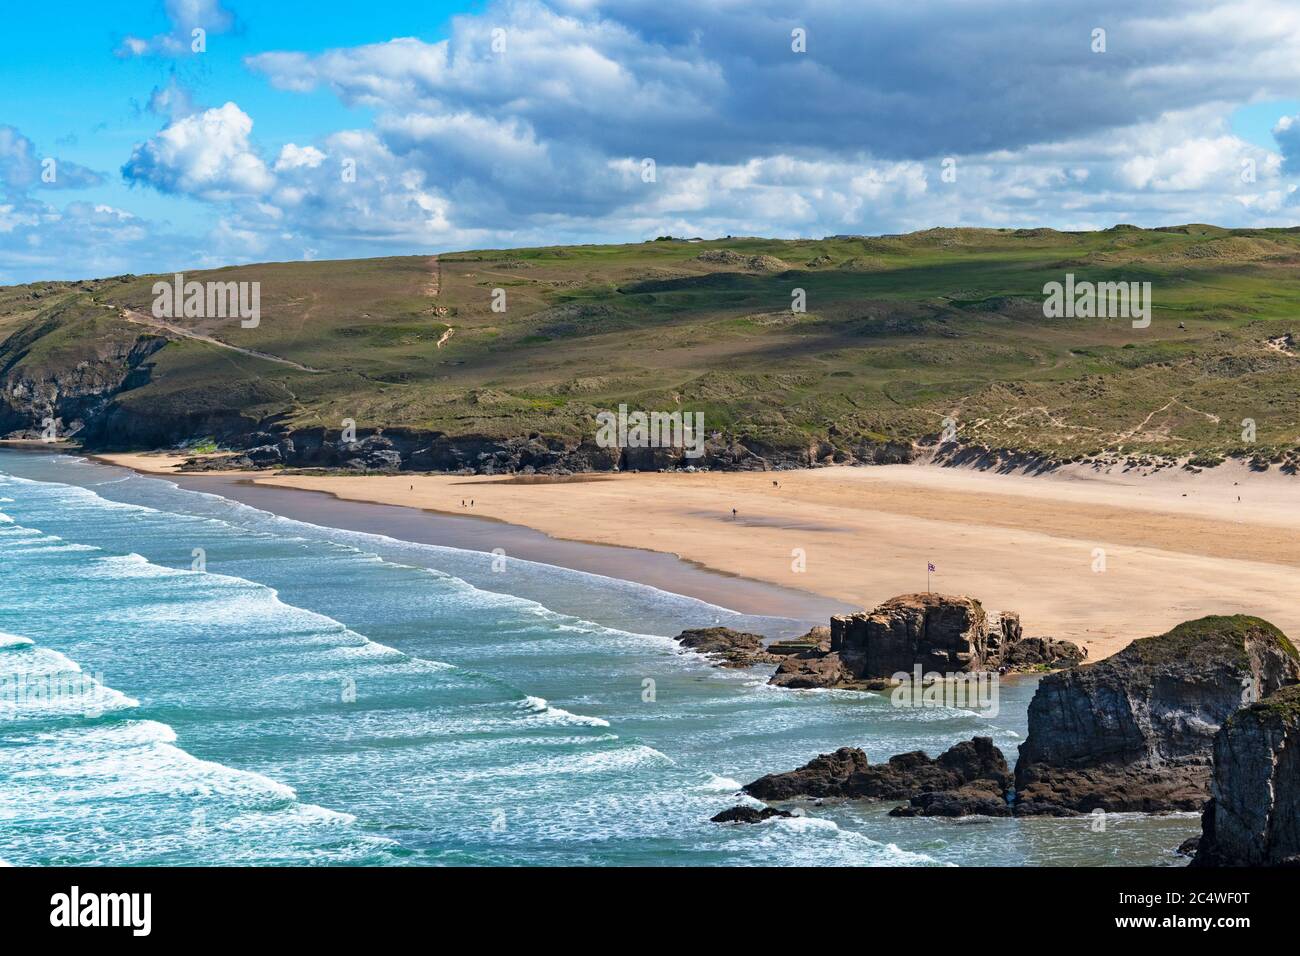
[1015,615,1300,815]
[768,650,859,689]
[890,782,1012,817]
[763,593,1083,690]
[672,627,780,668]
[742,736,1012,809]
[0,317,168,442]
[1002,636,1088,670]
[744,747,870,800]
[710,805,795,824]
[158,427,913,475]
[767,625,831,656]
[832,593,1000,677]
[1193,684,1300,866]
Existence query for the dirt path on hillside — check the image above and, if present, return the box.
[424,256,440,296]
[120,309,323,373]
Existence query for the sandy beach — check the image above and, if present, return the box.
[98,452,1300,660]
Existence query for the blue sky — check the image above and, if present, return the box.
[3,0,1300,283]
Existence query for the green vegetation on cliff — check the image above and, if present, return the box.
[5,224,1300,460]
[1126,615,1298,668]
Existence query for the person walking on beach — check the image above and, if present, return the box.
[731,508,737,520]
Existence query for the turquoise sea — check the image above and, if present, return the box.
[0,450,1198,866]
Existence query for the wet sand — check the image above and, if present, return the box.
[89,456,849,624]
[97,452,1300,659]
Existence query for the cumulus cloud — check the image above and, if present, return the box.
[229,0,1300,248]
[273,144,326,172]
[122,103,274,200]
[248,0,1300,163]
[15,0,1300,283]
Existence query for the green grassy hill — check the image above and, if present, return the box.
[4,224,1300,469]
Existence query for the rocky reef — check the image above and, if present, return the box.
[740,736,1012,817]
[709,805,795,824]
[1193,684,1300,866]
[1015,615,1300,815]
[671,627,782,668]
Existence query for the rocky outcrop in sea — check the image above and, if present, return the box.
[709,805,795,824]
[765,593,1085,690]
[740,736,1012,815]
[1192,684,1300,866]
[1014,615,1300,815]
[671,627,782,668]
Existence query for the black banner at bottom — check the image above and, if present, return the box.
[0,864,1277,941]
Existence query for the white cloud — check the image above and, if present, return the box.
[14,0,1300,283]
[123,103,274,200]
[274,144,326,172]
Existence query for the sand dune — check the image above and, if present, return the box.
[98,453,1300,659]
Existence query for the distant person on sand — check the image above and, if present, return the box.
[732,508,737,519]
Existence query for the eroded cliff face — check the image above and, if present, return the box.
[0,307,168,441]
[1194,684,1300,866]
[831,593,1013,676]
[1015,616,1300,815]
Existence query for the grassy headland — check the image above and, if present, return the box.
[4,224,1300,467]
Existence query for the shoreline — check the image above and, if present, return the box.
[87,451,1300,661]
[75,452,849,626]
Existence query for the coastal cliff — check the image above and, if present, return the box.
[1015,615,1300,815]
[1193,684,1300,866]
[0,297,168,441]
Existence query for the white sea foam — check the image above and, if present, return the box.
[6,719,298,804]
[0,632,35,650]
[516,695,611,728]
[699,772,742,792]
[0,641,139,718]
[436,743,675,785]
[738,814,952,868]
[220,803,361,833]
